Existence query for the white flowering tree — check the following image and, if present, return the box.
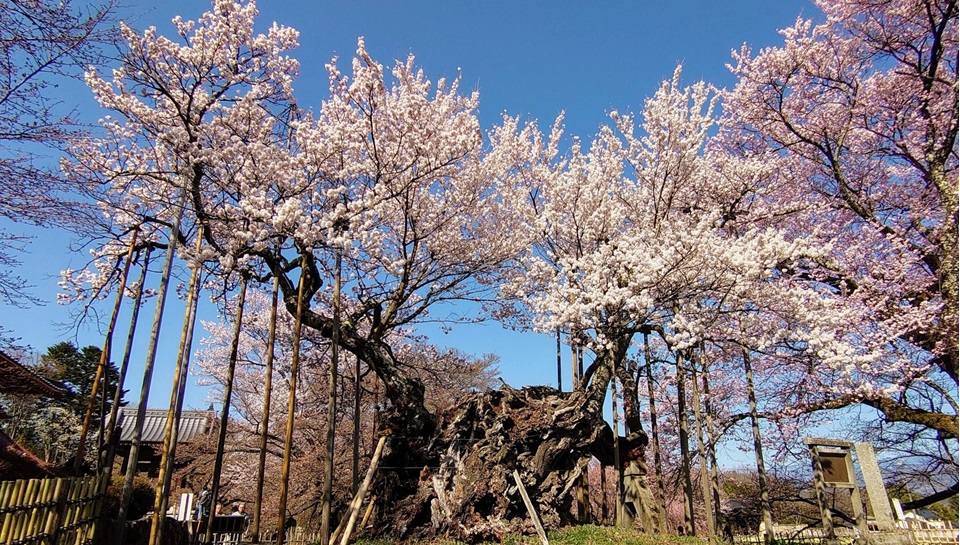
[66,0,527,538]
[489,67,841,535]
[499,67,809,433]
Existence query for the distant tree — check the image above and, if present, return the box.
[39,341,123,422]
[0,343,122,465]
[30,405,82,465]
[0,0,118,306]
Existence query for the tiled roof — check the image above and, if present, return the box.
[116,407,215,444]
[0,350,67,398]
[0,428,61,479]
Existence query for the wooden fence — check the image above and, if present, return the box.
[248,529,322,545]
[0,475,109,545]
[734,524,960,545]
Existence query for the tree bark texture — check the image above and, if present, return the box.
[371,385,657,542]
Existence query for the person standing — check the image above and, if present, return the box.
[195,486,212,520]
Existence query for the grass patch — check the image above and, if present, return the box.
[353,525,708,545]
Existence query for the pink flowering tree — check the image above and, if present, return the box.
[723,0,957,477]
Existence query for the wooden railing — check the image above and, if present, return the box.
[0,475,109,545]
[248,529,322,545]
[734,523,960,545]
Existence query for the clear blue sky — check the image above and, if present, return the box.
[1,0,816,414]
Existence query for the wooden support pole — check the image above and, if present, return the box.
[74,229,138,474]
[101,247,152,480]
[513,470,550,545]
[358,494,377,535]
[203,276,249,544]
[113,190,186,545]
[151,231,204,545]
[276,255,309,545]
[333,435,387,545]
[612,379,623,528]
[253,274,280,542]
[690,355,715,539]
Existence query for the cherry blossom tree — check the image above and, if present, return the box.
[0,0,118,307]
[66,0,524,538]
[722,0,958,501]
[61,0,958,538]
[494,66,839,535]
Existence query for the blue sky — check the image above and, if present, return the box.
[2,0,816,417]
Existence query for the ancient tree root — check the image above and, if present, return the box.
[374,385,655,543]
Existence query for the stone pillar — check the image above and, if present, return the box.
[855,443,896,531]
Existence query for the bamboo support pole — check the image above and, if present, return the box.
[676,351,695,536]
[150,231,204,545]
[700,351,723,534]
[74,230,139,474]
[556,327,562,391]
[113,190,187,545]
[743,347,774,544]
[276,254,308,545]
[331,435,387,545]
[512,470,549,545]
[321,249,342,544]
[690,355,715,539]
[203,276,249,544]
[643,332,668,533]
[612,378,623,528]
[101,247,153,479]
[252,274,280,542]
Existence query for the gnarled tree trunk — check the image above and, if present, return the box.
[265,253,657,542]
[381,386,612,542]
